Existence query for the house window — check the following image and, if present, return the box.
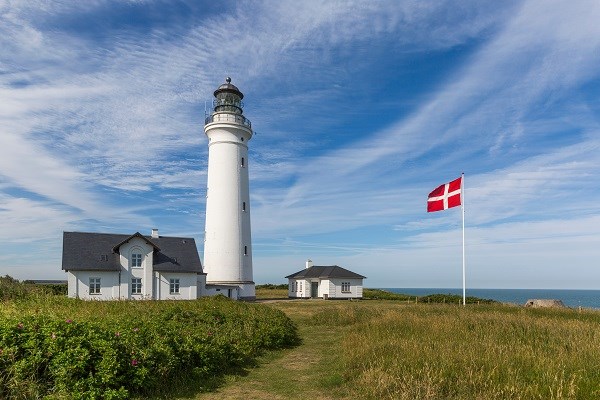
[131,253,142,268]
[169,278,180,294]
[131,278,142,294]
[89,278,101,295]
[341,282,351,293]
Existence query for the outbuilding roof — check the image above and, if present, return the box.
[285,265,366,279]
[62,231,203,273]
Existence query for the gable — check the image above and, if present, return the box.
[112,232,160,253]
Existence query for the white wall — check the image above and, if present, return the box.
[288,279,310,298]
[204,117,254,294]
[154,272,197,300]
[67,270,120,300]
[328,278,363,299]
[287,278,363,299]
[205,285,239,299]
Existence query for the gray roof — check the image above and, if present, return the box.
[285,265,366,280]
[62,231,203,273]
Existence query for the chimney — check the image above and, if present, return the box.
[151,228,159,239]
[305,259,313,269]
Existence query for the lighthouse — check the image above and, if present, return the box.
[203,78,255,300]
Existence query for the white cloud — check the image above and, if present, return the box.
[1,1,599,289]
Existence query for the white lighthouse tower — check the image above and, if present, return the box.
[203,78,255,300]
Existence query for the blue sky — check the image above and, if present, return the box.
[1,0,600,289]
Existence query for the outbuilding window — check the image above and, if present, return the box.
[341,282,351,293]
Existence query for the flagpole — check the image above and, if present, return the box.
[462,172,466,306]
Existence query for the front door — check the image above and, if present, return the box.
[311,282,319,298]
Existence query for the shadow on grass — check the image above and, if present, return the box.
[142,342,303,399]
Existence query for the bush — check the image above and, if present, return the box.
[419,293,496,304]
[0,275,67,300]
[363,289,496,304]
[256,283,288,290]
[0,297,300,399]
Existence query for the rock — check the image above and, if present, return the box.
[524,299,566,308]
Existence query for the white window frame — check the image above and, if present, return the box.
[89,277,101,295]
[169,278,180,294]
[341,282,351,293]
[131,278,142,294]
[131,253,143,268]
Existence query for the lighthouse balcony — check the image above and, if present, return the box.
[205,113,251,128]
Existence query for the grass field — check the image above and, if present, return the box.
[3,280,600,399]
[198,293,600,400]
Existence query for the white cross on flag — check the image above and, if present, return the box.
[427,176,462,212]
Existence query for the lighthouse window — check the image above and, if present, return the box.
[241,157,245,167]
[242,202,246,212]
[241,137,244,142]
[244,246,248,256]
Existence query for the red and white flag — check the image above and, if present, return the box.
[427,176,462,212]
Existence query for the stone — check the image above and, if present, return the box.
[524,299,566,308]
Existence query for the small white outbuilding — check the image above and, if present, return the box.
[286,260,366,299]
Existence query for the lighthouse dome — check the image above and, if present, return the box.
[213,77,244,99]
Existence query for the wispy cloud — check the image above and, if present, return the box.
[1,1,599,288]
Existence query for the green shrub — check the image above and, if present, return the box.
[363,289,413,301]
[363,289,496,304]
[256,283,288,290]
[0,297,300,399]
[0,275,67,300]
[419,293,497,304]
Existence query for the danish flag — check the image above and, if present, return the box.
[427,176,462,212]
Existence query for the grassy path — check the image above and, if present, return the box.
[193,298,600,399]
[194,301,349,400]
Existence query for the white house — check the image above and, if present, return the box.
[62,230,206,300]
[286,260,366,299]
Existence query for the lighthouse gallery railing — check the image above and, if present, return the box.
[205,113,252,128]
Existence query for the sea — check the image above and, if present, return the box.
[380,288,600,309]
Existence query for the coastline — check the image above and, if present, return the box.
[379,288,600,309]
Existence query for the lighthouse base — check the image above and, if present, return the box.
[204,281,255,301]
